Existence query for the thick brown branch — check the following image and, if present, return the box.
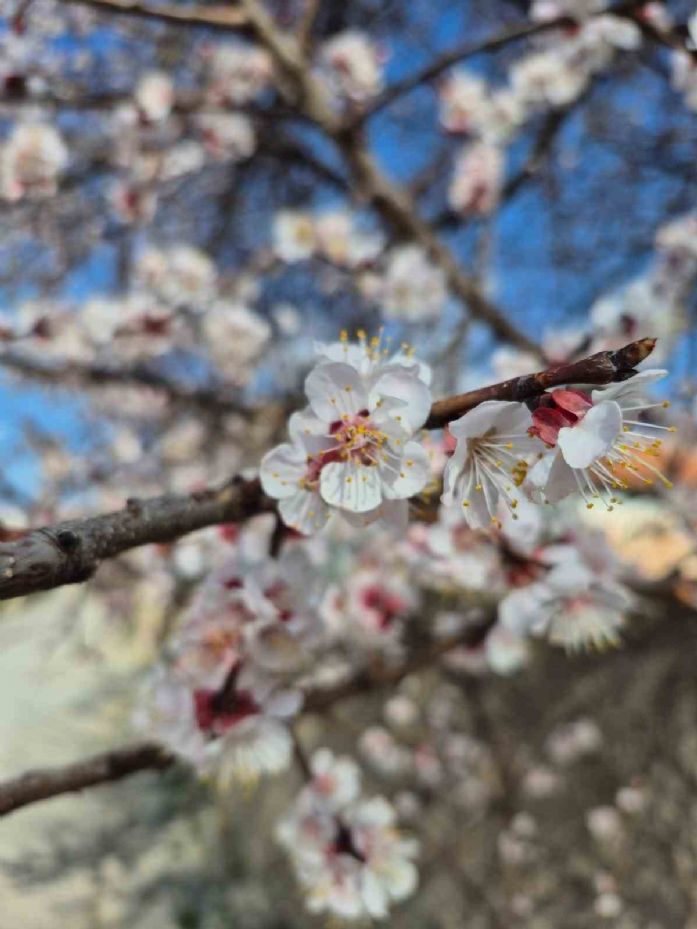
[425,337,656,429]
[0,477,272,601]
[0,742,174,816]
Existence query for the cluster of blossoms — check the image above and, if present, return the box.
[438,3,650,216]
[273,209,449,322]
[359,244,449,322]
[277,749,418,919]
[260,333,433,534]
[273,207,384,268]
[109,40,269,226]
[136,523,321,784]
[2,241,270,383]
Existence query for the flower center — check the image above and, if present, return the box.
[329,410,388,466]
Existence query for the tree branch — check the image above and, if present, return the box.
[0,619,494,816]
[425,336,655,429]
[0,351,251,418]
[353,0,649,123]
[237,0,541,356]
[0,477,272,601]
[0,338,655,602]
[61,0,251,32]
[0,742,174,816]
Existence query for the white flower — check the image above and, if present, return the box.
[134,70,174,122]
[448,142,504,216]
[309,748,361,810]
[202,301,270,384]
[499,561,631,651]
[273,209,316,262]
[319,30,385,104]
[196,112,256,161]
[590,278,686,363]
[510,49,589,109]
[439,71,492,134]
[135,245,218,309]
[0,122,68,200]
[278,755,418,920]
[379,244,447,321]
[314,210,383,268]
[165,245,218,308]
[205,43,272,105]
[261,335,432,532]
[533,371,673,509]
[321,564,417,642]
[442,400,536,529]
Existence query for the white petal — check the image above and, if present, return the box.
[369,369,432,432]
[542,451,579,503]
[305,362,369,421]
[260,443,306,499]
[288,408,334,453]
[591,369,667,407]
[383,858,419,900]
[498,583,548,636]
[361,870,389,919]
[441,450,470,506]
[320,460,383,513]
[380,442,430,499]
[265,689,303,718]
[449,400,528,441]
[557,401,622,469]
[278,489,330,535]
[461,483,493,530]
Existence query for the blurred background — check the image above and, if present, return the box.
[1,0,697,926]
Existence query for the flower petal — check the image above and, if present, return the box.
[278,489,330,535]
[260,443,307,499]
[542,450,579,503]
[380,441,430,499]
[557,400,622,469]
[320,460,383,512]
[305,362,369,421]
[369,368,432,432]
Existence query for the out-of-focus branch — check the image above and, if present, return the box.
[0,338,654,602]
[61,0,251,32]
[0,742,174,816]
[357,17,576,123]
[352,0,649,123]
[238,0,541,356]
[0,621,491,816]
[619,7,697,61]
[0,351,251,418]
[425,337,656,429]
